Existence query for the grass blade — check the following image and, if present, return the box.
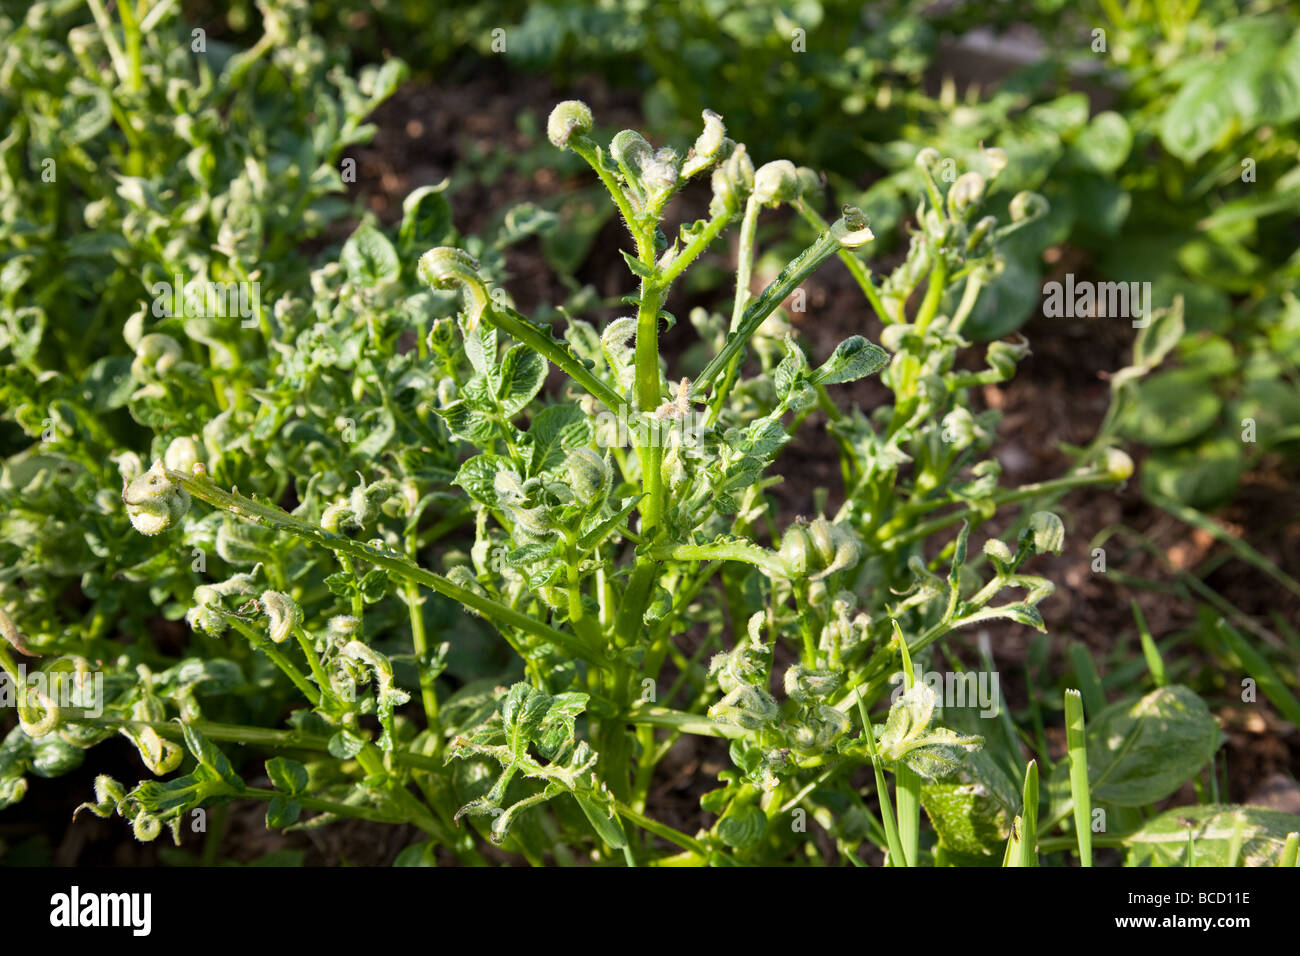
[1064,689,1092,867]
[1214,619,1300,729]
[1281,832,1299,867]
[855,689,908,867]
[1149,494,1300,600]
[1131,599,1167,686]
[1226,811,1245,867]
[1005,760,1039,867]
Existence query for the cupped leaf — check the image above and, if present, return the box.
[341,224,400,287]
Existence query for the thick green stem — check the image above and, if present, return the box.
[404,579,440,730]
[635,279,665,531]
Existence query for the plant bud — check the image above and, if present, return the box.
[683,110,726,176]
[986,337,1030,378]
[642,147,680,199]
[795,166,822,199]
[132,813,162,842]
[349,478,400,527]
[983,538,1014,565]
[565,447,609,501]
[1009,191,1049,222]
[947,172,986,216]
[1027,511,1065,555]
[966,215,997,254]
[914,147,942,171]
[610,129,653,177]
[879,323,913,354]
[752,160,800,207]
[984,146,1008,178]
[779,524,812,577]
[710,143,754,215]
[123,461,191,535]
[547,100,593,149]
[807,517,836,567]
[941,408,977,449]
[831,205,874,248]
[320,500,350,534]
[130,333,182,383]
[17,677,57,737]
[1104,447,1134,481]
[783,665,843,702]
[417,247,480,289]
[260,590,300,644]
[163,435,201,473]
[813,521,862,581]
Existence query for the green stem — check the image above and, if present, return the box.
[888,470,1118,548]
[914,257,947,337]
[570,139,641,239]
[635,278,665,531]
[612,800,725,863]
[403,578,440,729]
[490,301,626,414]
[230,620,320,705]
[170,470,601,663]
[794,198,890,325]
[243,786,433,832]
[626,704,745,739]
[648,541,786,578]
[694,220,854,400]
[657,211,735,288]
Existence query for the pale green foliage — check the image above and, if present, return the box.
[4,40,1292,862]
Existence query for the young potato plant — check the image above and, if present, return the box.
[46,100,1294,866]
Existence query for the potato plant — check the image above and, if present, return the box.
[3,93,1283,867]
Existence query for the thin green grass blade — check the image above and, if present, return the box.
[1131,600,1167,686]
[1226,811,1245,867]
[1005,760,1039,867]
[1064,689,1092,867]
[856,690,908,867]
[1281,832,1299,867]
[1149,494,1300,600]
[1214,619,1300,728]
[1003,815,1024,866]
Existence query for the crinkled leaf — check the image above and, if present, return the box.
[811,336,889,385]
[341,224,400,286]
[266,757,308,796]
